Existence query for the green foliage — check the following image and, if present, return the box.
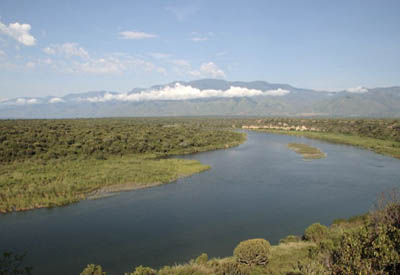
[0,118,245,164]
[80,264,106,275]
[247,118,400,159]
[303,223,328,243]
[331,191,400,274]
[195,253,208,265]
[0,118,246,213]
[242,118,400,143]
[128,265,156,275]
[158,264,214,275]
[233,239,271,266]
[287,143,325,159]
[0,251,32,275]
[0,155,210,213]
[279,235,301,244]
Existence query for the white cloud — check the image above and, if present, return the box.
[192,37,208,42]
[346,86,368,93]
[77,57,123,74]
[43,43,89,59]
[39,44,163,75]
[0,21,36,46]
[264,88,290,96]
[190,62,226,78]
[16,98,39,104]
[79,83,290,103]
[49,97,64,103]
[119,31,157,40]
[0,98,8,103]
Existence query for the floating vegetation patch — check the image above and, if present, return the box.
[287,143,326,159]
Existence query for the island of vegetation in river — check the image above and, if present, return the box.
[287,143,326,159]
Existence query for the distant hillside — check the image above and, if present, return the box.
[1,79,399,118]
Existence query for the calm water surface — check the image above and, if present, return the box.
[1,131,400,274]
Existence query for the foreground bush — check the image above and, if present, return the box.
[233,238,271,266]
[80,264,106,275]
[279,235,301,244]
[0,251,32,275]
[303,223,328,242]
[128,265,156,275]
[330,192,400,274]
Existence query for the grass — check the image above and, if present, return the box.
[0,154,210,213]
[0,119,247,213]
[287,143,326,159]
[257,129,400,159]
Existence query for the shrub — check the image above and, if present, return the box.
[279,235,301,244]
[129,265,156,275]
[80,264,106,275]
[0,251,32,275]
[233,238,271,266]
[158,264,213,275]
[195,253,208,265]
[318,239,334,252]
[303,223,328,242]
[330,191,400,274]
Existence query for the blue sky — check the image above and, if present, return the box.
[0,0,399,98]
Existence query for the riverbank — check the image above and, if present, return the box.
[81,211,372,275]
[253,129,400,159]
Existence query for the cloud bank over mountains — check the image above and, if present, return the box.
[79,84,290,103]
[345,86,368,93]
[1,79,399,118]
[1,83,291,105]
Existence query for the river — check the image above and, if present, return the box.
[1,131,399,274]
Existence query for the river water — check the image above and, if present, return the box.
[1,131,399,274]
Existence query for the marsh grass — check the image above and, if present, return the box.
[0,119,246,213]
[287,143,326,159]
[0,155,209,213]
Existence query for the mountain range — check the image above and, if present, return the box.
[1,79,400,118]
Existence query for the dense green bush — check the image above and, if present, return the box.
[279,235,301,244]
[0,118,245,163]
[80,264,106,275]
[330,194,400,274]
[0,251,32,275]
[128,265,156,275]
[194,253,208,265]
[303,223,328,242]
[233,238,271,266]
[157,264,213,275]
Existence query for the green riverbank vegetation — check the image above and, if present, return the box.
[287,143,326,159]
[238,118,400,159]
[0,118,246,213]
[79,190,400,275]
